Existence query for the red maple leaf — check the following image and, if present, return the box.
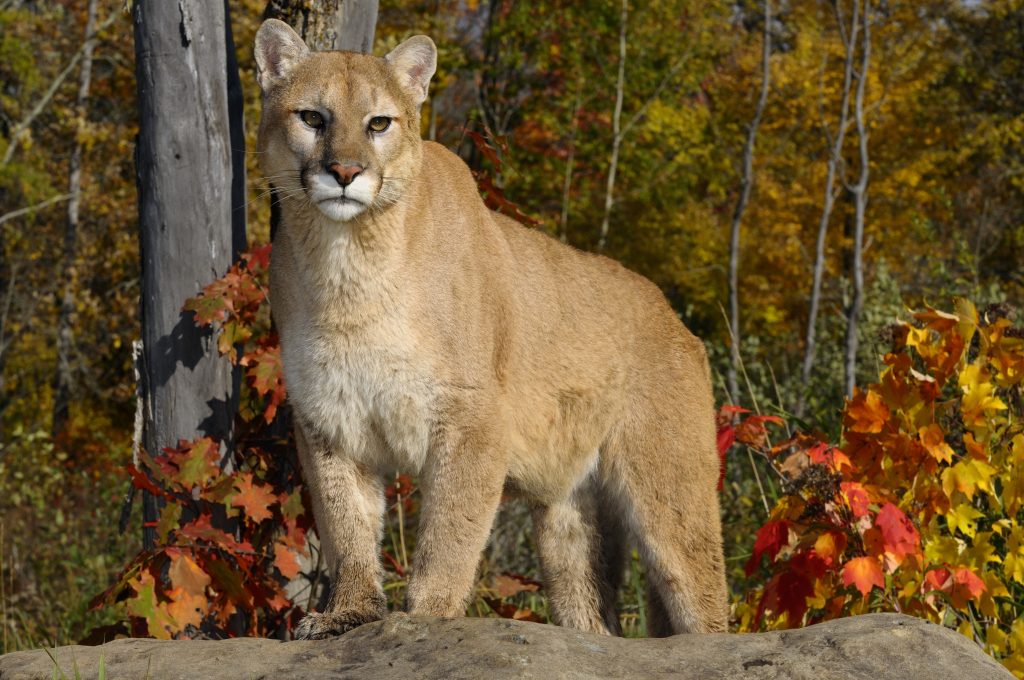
[758,569,815,625]
[874,503,920,564]
[243,243,272,271]
[840,482,871,518]
[949,568,986,608]
[746,520,791,575]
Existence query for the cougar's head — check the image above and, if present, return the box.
[254,20,436,223]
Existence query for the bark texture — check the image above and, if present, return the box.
[263,0,379,53]
[132,0,246,547]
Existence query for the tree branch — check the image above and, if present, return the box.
[1,10,118,168]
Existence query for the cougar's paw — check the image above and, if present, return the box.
[294,610,383,640]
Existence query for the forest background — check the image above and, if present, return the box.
[1,0,1022,674]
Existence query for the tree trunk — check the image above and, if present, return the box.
[559,80,583,244]
[844,0,871,398]
[52,0,99,441]
[263,0,379,52]
[796,0,860,417]
[726,0,772,405]
[263,0,379,241]
[133,0,246,549]
[596,0,628,254]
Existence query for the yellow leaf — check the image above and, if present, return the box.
[942,458,997,501]
[1005,526,1024,585]
[924,533,963,566]
[978,570,1009,618]
[945,503,984,538]
[962,531,1001,569]
[1005,435,1024,516]
[986,624,1007,654]
[959,363,1007,432]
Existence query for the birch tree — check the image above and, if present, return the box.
[797,0,860,417]
[726,0,772,404]
[596,0,629,254]
[52,0,99,439]
[842,0,871,397]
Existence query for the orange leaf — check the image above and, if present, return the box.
[273,544,301,580]
[168,550,211,594]
[846,390,890,434]
[918,424,954,464]
[231,473,276,523]
[812,531,848,568]
[842,557,885,597]
[492,573,542,598]
[166,586,208,631]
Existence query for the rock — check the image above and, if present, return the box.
[0,613,1011,679]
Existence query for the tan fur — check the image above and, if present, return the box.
[254,19,728,639]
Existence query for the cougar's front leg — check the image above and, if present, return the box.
[406,427,506,617]
[293,424,387,639]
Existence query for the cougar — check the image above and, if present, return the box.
[254,18,728,639]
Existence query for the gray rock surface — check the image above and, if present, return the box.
[0,612,1012,679]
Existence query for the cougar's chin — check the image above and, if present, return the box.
[316,196,368,222]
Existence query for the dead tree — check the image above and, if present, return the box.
[263,0,378,52]
[132,0,246,548]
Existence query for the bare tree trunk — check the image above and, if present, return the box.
[796,0,859,417]
[559,80,583,244]
[52,0,99,441]
[843,0,871,398]
[263,0,378,52]
[133,0,246,549]
[726,0,772,405]
[263,0,378,241]
[596,0,628,254]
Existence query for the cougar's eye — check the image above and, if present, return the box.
[368,116,391,133]
[299,110,324,129]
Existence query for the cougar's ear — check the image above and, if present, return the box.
[255,19,309,91]
[384,36,437,107]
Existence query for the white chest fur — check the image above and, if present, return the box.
[281,317,438,474]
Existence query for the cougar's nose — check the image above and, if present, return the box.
[326,162,363,187]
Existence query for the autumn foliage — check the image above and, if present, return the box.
[93,246,310,639]
[725,301,1024,676]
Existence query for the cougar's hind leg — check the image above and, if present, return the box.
[645,585,674,638]
[293,424,388,640]
[604,404,729,635]
[595,488,627,635]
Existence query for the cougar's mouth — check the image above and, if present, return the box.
[318,195,363,206]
